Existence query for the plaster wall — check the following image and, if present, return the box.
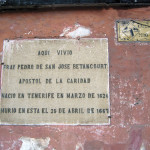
[0,6,150,150]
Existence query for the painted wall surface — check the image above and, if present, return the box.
[0,6,150,150]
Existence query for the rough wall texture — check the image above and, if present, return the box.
[0,6,150,150]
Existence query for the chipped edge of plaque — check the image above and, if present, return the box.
[107,38,111,126]
[0,40,8,124]
[0,38,110,126]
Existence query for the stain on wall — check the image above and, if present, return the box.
[20,137,50,150]
[60,23,92,38]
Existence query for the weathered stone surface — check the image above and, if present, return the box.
[1,38,109,125]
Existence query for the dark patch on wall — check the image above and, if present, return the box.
[0,0,150,7]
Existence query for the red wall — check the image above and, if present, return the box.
[0,6,150,150]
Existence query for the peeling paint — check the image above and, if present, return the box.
[0,143,4,149]
[75,143,84,150]
[20,137,50,150]
[60,24,92,38]
[140,143,146,150]
[24,31,33,35]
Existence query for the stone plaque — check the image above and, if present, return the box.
[117,20,150,42]
[0,39,110,125]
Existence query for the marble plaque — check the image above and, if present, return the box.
[0,38,110,125]
[117,20,150,42]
